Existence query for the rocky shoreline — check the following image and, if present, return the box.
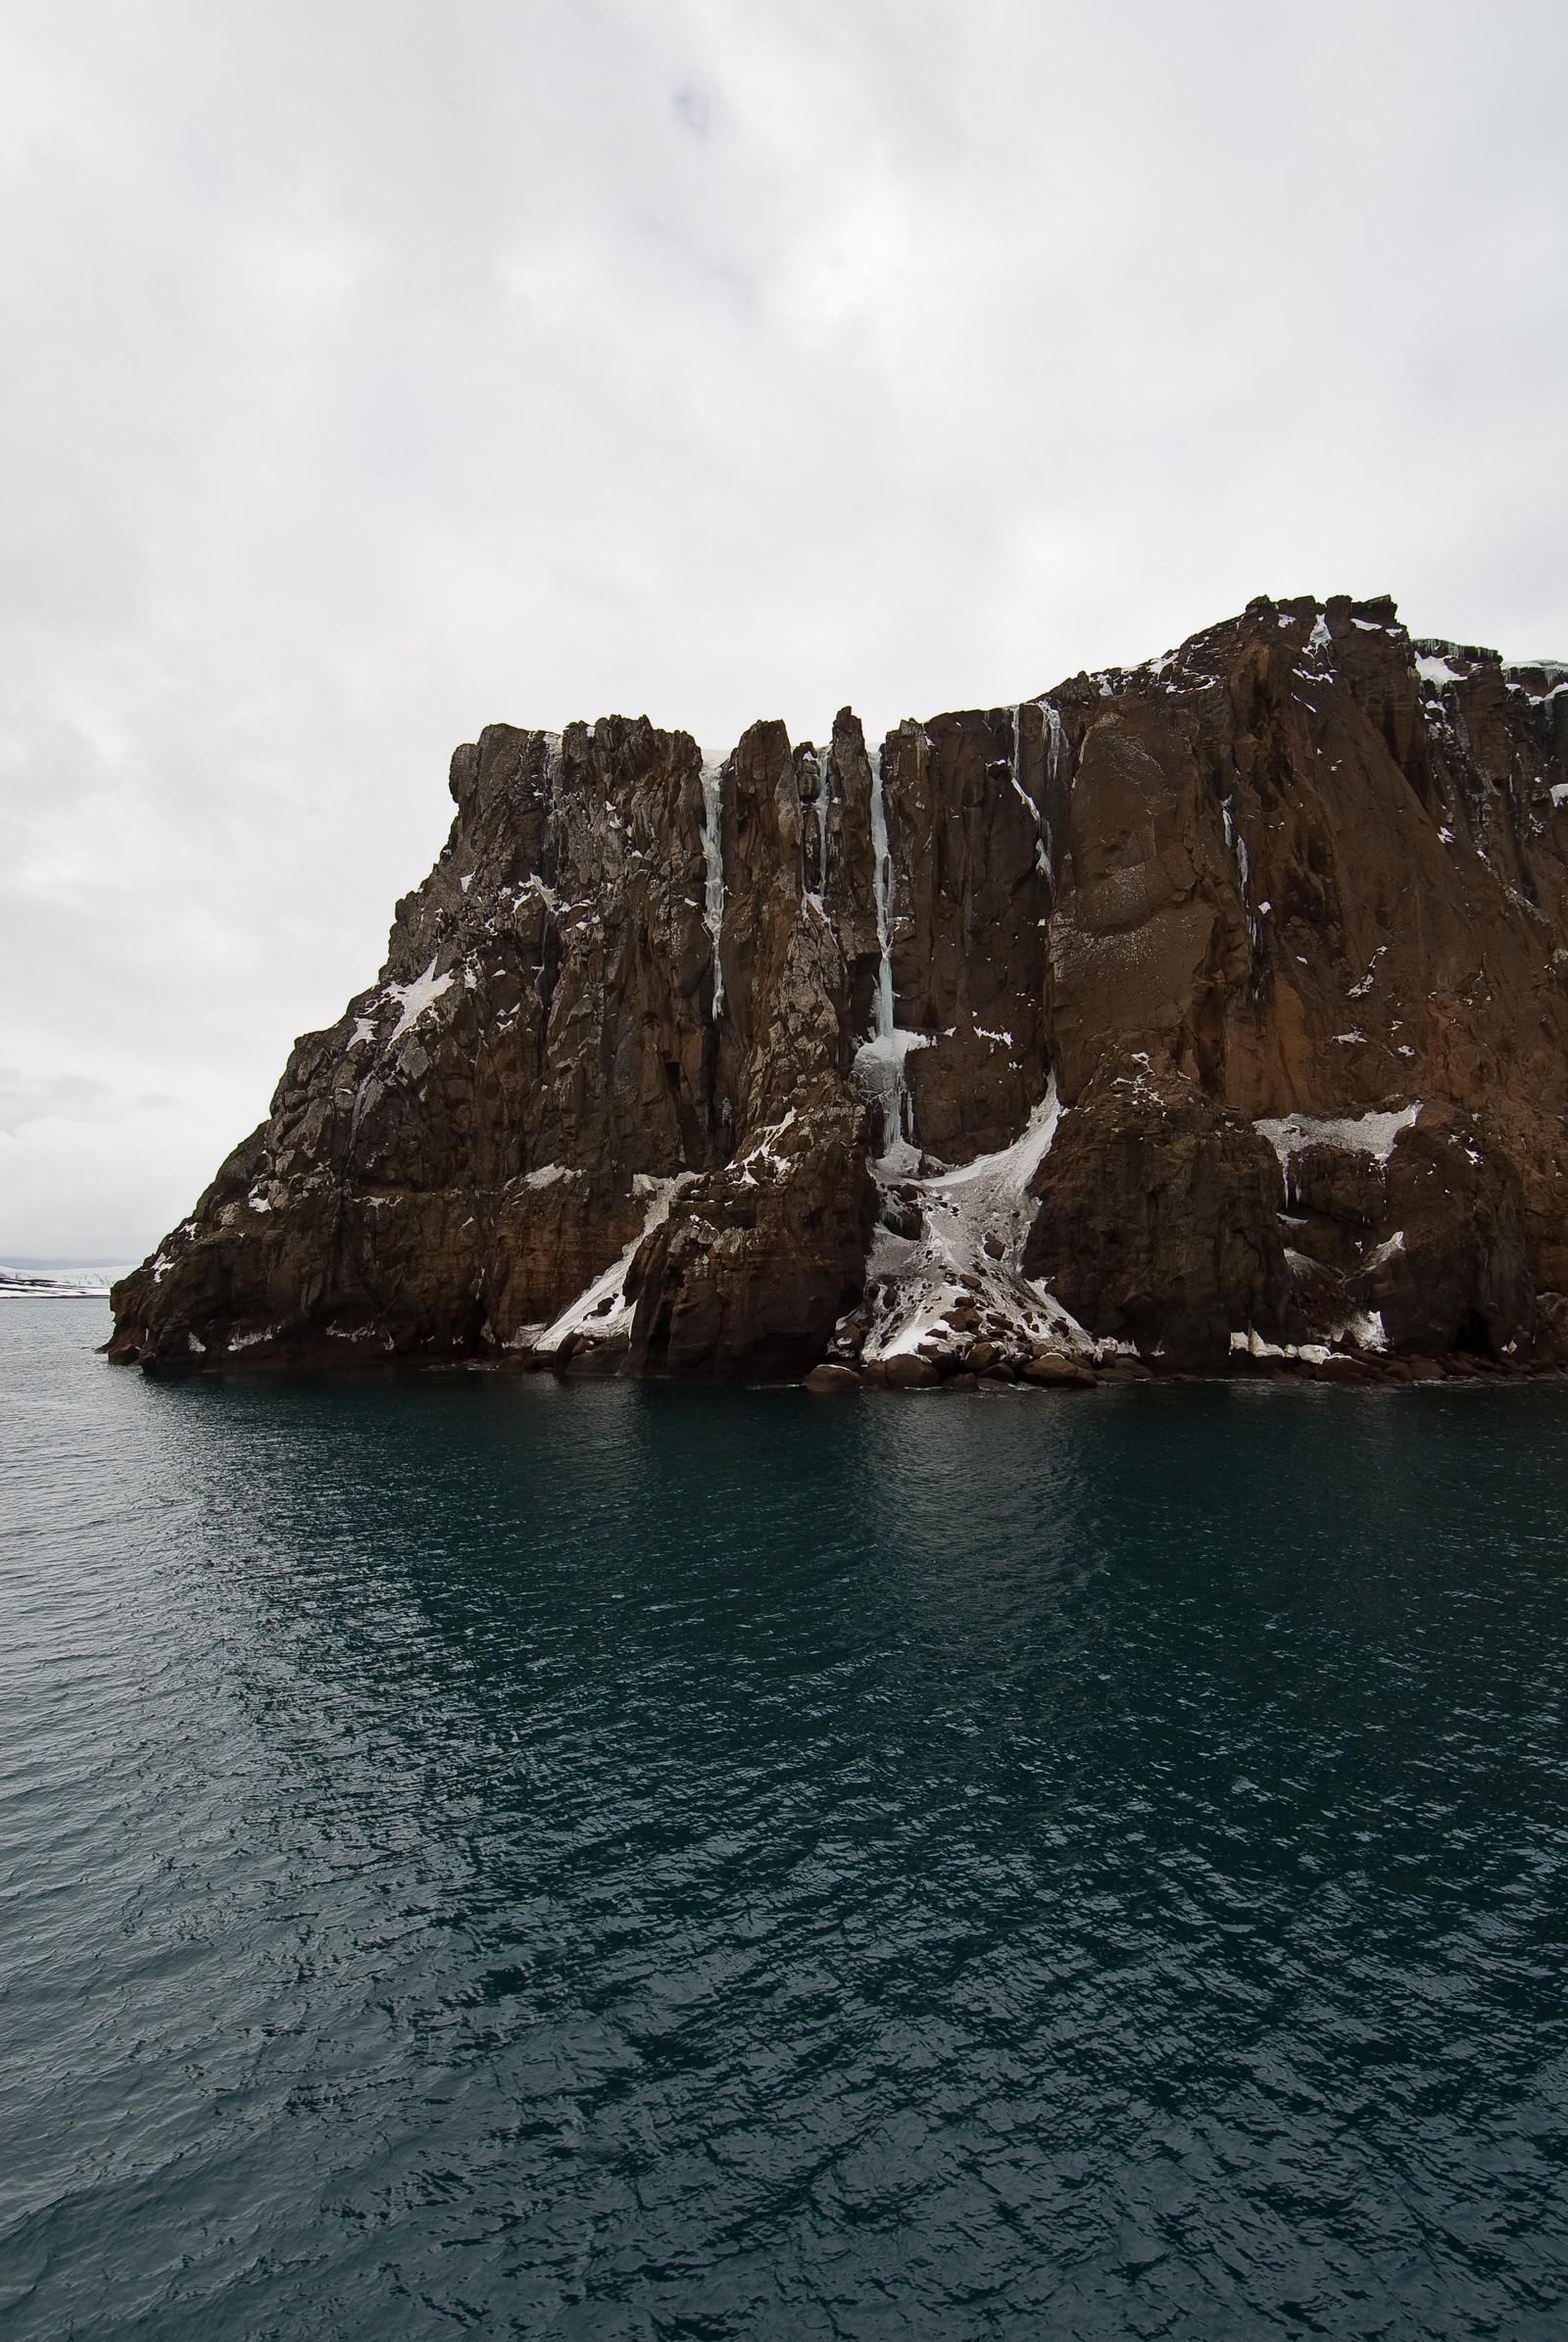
[110,592,1568,1387]
[803,1345,1566,1394]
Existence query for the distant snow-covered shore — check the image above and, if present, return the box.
[1,1265,124,1299]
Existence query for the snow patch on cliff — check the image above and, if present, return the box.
[386,958,454,1042]
[1505,661,1568,702]
[533,1173,696,1359]
[1256,1104,1420,1206]
[523,1162,580,1191]
[736,1109,798,1181]
[858,1079,1096,1367]
[1255,1102,1419,1176]
[226,1325,279,1351]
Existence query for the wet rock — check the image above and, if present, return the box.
[1535,1293,1568,1364]
[1022,1351,1096,1388]
[885,1354,940,1389]
[560,1336,628,1378]
[877,1191,924,1241]
[805,1362,861,1391]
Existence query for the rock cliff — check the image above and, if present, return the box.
[110,594,1568,1383]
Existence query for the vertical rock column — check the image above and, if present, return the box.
[626,718,878,1379]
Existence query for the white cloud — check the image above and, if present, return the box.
[3,0,1565,1258]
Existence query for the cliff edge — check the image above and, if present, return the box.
[109,594,1568,1382]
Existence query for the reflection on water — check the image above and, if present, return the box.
[3,1306,1567,2337]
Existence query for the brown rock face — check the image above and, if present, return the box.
[1271,1101,1534,1360]
[111,597,1568,1380]
[1022,1065,1292,1367]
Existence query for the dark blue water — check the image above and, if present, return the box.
[4,1307,1567,2338]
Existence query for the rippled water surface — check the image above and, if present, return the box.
[4,1306,1568,2337]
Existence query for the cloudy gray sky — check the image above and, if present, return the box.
[4,0,1565,1262]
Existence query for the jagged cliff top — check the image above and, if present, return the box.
[110,592,1568,1383]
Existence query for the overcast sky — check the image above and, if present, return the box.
[4,0,1566,1262]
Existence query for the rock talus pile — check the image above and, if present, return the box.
[110,596,1568,1384]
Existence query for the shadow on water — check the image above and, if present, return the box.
[3,1307,1568,2337]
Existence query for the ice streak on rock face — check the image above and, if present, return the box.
[806,746,830,900]
[1037,700,1069,887]
[700,756,726,1016]
[854,1029,930,1177]
[853,744,921,1162]
[1221,799,1261,954]
[868,745,894,1043]
[1009,704,1052,887]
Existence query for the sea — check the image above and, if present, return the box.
[3,1301,1567,2338]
